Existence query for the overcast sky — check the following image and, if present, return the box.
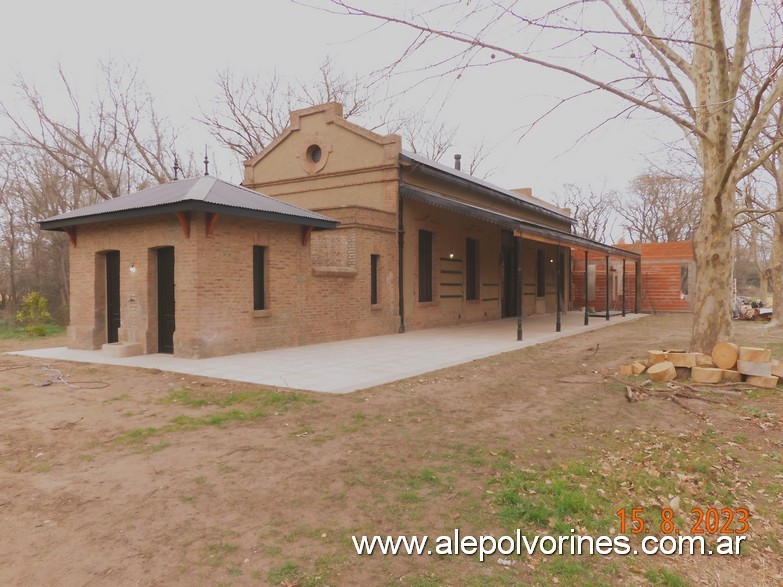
[1,0,682,204]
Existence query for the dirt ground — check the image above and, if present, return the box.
[1,315,782,586]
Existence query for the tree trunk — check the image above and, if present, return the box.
[691,173,735,353]
[689,0,737,354]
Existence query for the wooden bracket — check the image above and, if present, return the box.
[206,212,220,238]
[175,211,191,238]
[63,226,77,247]
[301,225,313,246]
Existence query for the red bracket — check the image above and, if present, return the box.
[301,225,313,246]
[175,212,191,238]
[63,226,77,246]
[206,212,220,238]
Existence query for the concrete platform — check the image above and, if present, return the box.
[10,312,646,394]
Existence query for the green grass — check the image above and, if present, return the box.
[0,323,64,339]
[203,542,239,567]
[115,427,159,445]
[645,568,691,586]
[114,389,314,445]
[162,387,311,410]
[267,562,301,584]
[487,428,735,538]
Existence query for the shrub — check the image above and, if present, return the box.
[15,292,52,336]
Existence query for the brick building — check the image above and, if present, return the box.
[42,103,641,358]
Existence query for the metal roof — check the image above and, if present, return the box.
[401,185,640,259]
[40,176,338,231]
[400,150,574,226]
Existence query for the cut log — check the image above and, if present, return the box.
[648,361,676,382]
[744,375,779,389]
[739,347,771,363]
[647,350,667,365]
[691,367,723,384]
[695,353,715,368]
[721,370,743,383]
[620,364,634,376]
[771,359,783,379]
[712,342,739,370]
[737,360,773,377]
[666,352,697,368]
[632,361,646,375]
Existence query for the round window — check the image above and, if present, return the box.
[307,144,322,164]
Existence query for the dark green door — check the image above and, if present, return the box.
[106,251,121,344]
[157,247,175,354]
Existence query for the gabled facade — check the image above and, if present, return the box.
[43,102,640,359]
[244,103,639,336]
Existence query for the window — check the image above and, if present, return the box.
[536,249,546,297]
[465,237,479,301]
[680,264,689,300]
[253,246,266,310]
[418,230,433,302]
[371,254,380,305]
[307,144,322,163]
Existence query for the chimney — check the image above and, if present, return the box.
[454,153,462,171]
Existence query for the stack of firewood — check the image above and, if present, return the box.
[620,343,782,389]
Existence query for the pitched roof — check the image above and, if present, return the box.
[40,176,338,231]
[399,150,573,225]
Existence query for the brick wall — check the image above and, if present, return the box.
[67,212,399,358]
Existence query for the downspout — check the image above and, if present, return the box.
[397,166,406,333]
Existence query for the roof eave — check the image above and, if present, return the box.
[400,185,639,260]
[39,201,338,231]
[399,152,575,226]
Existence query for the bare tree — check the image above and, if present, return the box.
[199,58,373,161]
[0,61,183,202]
[734,178,773,299]
[0,61,193,315]
[617,171,700,243]
[555,183,616,242]
[200,57,499,176]
[756,101,783,325]
[314,0,783,352]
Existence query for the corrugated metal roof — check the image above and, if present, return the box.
[400,150,573,224]
[40,176,338,230]
[401,185,639,259]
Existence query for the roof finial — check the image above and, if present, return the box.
[173,155,181,180]
[204,146,210,176]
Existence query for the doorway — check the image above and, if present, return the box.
[105,251,121,343]
[157,247,175,354]
[501,231,518,318]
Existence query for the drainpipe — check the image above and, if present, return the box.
[397,168,406,333]
[605,255,610,320]
[556,244,561,332]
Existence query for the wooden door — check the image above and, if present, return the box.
[106,251,121,344]
[157,247,175,354]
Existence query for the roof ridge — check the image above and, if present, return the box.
[186,176,217,201]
